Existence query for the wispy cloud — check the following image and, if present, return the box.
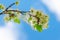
[42,0,60,21]
[0,22,27,40]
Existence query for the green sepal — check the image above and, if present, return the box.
[28,17,32,22]
[32,21,36,24]
[15,1,19,5]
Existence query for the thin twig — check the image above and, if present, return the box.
[5,10,30,15]
[0,2,15,15]
[5,2,15,11]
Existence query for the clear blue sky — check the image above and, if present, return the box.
[0,0,60,40]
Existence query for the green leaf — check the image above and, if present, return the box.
[15,1,19,5]
[0,4,4,10]
[28,17,32,22]
[34,24,42,32]
[14,17,20,24]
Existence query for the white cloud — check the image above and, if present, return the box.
[42,0,60,21]
[0,22,27,40]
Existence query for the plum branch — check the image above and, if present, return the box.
[0,2,30,15]
[0,1,49,32]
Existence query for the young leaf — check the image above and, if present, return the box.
[34,24,42,32]
[14,17,20,24]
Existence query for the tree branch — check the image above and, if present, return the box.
[0,13,3,15]
[0,10,30,15]
[0,2,40,24]
[5,2,15,11]
[0,2,15,15]
[4,10,30,15]
[0,9,40,24]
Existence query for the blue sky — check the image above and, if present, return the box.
[0,0,60,40]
